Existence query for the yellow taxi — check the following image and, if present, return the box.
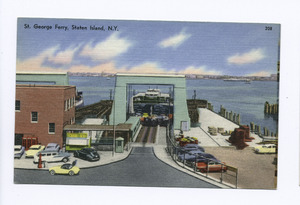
[254,144,276,154]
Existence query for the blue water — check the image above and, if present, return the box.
[69,76,278,134]
[186,79,278,134]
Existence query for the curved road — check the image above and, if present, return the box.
[14,147,219,188]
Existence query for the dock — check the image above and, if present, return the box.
[175,108,263,147]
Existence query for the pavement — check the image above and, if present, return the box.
[173,108,266,147]
[14,108,276,189]
[14,149,131,170]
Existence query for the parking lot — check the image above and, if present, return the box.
[204,146,276,189]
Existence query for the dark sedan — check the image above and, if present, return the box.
[176,144,205,155]
[185,153,219,167]
[74,148,100,162]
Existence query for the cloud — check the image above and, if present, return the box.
[179,66,222,75]
[227,48,265,65]
[47,45,81,65]
[16,45,65,72]
[65,61,167,74]
[68,62,126,73]
[80,33,132,61]
[32,59,221,76]
[124,62,172,74]
[158,30,191,49]
[246,71,271,77]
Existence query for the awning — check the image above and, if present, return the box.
[64,124,132,131]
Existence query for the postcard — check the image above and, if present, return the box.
[14,17,280,189]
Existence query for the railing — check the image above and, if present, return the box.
[166,125,238,188]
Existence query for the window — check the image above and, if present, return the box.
[65,100,68,111]
[15,100,20,111]
[31,112,38,122]
[68,99,71,110]
[49,123,55,134]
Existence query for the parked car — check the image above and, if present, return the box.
[176,144,205,155]
[195,160,227,173]
[74,148,100,161]
[25,145,45,158]
[254,144,277,154]
[14,145,25,159]
[33,151,71,163]
[177,150,204,162]
[44,143,61,152]
[49,160,80,176]
[185,152,219,166]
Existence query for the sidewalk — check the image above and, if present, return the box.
[14,125,144,170]
[153,126,231,188]
[14,148,132,170]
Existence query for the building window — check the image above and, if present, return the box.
[15,100,20,111]
[31,112,38,123]
[49,123,55,134]
[65,100,68,111]
[68,99,71,110]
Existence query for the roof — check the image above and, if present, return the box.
[46,143,59,146]
[82,118,105,125]
[16,72,69,86]
[125,116,140,124]
[64,124,132,131]
[30,144,42,148]
[16,84,75,90]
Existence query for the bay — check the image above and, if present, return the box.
[69,76,279,134]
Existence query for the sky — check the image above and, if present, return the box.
[16,18,280,76]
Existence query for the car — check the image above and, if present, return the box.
[177,150,205,162]
[195,160,227,173]
[44,143,61,152]
[254,144,277,154]
[49,160,80,176]
[185,152,219,167]
[25,145,45,158]
[33,150,71,163]
[14,145,25,159]
[73,148,100,161]
[176,144,205,155]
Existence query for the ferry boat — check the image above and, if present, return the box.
[224,78,251,83]
[130,88,173,117]
[133,88,171,103]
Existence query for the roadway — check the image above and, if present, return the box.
[14,147,218,188]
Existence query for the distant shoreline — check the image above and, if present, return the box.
[68,72,278,82]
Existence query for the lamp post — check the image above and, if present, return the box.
[112,80,116,157]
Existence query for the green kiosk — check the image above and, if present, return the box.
[115,137,124,153]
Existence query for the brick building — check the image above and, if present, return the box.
[15,84,76,147]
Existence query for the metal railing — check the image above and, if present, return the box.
[166,125,238,188]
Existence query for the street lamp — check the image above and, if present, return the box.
[112,80,116,157]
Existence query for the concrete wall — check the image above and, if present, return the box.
[16,72,69,85]
[109,74,190,130]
